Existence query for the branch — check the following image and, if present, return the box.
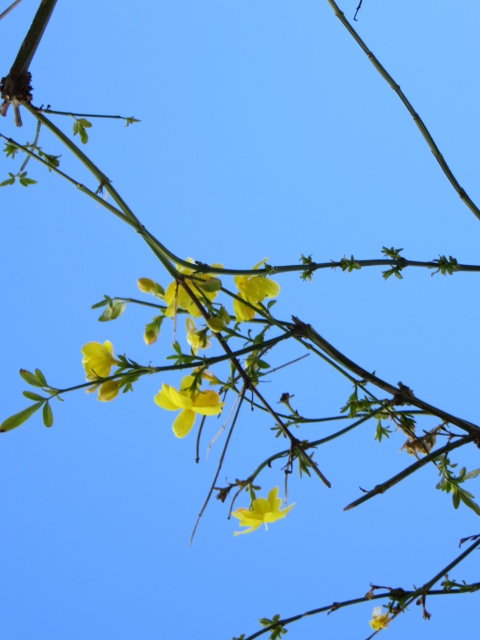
[324,0,480,222]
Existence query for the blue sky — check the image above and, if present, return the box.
[2,1,480,639]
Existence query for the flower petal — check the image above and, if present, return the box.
[172,409,195,438]
[154,385,179,411]
[233,297,255,322]
[192,390,224,415]
[264,503,295,523]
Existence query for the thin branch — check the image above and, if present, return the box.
[39,107,138,121]
[344,434,473,511]
[239,536,480,640]
[190,386,246,545]
[293,316,480,435]
[0,0,23,21]
[324,0,480,221]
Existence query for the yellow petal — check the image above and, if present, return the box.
[240,278,262,302]
[267,486,281,510]
[192,390,224,415]
[172,409,195,438]
[154,385,179,411]
[251,258,268,270]
[166,386,193,410]
[264,503,295,523]
[258,278,280,299]
[233,297,255,322]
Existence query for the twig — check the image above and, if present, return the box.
[0,0,23,21]
[324,0,480,222]
[190,386,246,545]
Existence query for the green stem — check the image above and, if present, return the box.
[18,118,41,172]
[293,316,480,435]
[39,108,137,121]
[0,133,131,224]
[324,0,480,221]
[344,435,473,511]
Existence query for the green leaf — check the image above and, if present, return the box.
[72,118,92,144]
[0,402,43,433]
[20,369,45,388]
[464,468,480,481]
[452,489,460,509]
[458,491,480,516]
[35,369,48,386]
[18,171,37,187]
[381,246,404,259]
[3,142,18,159]
[42,402,53,428]
[125,117,141,127]
[98,301,126,321]
[200,277,222,292]
[37,149,61,169]
[91,296,111,309]
[23,391,47,402]
[0,173,15,187]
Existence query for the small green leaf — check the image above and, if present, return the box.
[23,391,47,402]
[0,173,15,186]
[72,118,92,144]
[18,171,37,187]
[381,246,404,259]
[20,369,45,388]
[91,296,111,309]
[125,117,141,127]
[464,468,480,481]
[0,402,43,433]
[35,369,48,386]
[99,301,126,321]
[458,491,480,516]
[3,142,18,159]
[452,489,460,509]
[42,402,53,428]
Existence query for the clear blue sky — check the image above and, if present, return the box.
[2,1,480,638]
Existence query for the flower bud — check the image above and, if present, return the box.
[137,277,155,293]
[206,317,225,333]
[144,329,158,346]
[97,380,120,402]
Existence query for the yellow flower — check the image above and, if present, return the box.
[81,341,118,380]
[233,258,280,321]
[369,607,390,631]
[164,258,223,318]
[232,487,294,535]
[186,317,210,354]
[97,380,120,402]
[154,374,224,438]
